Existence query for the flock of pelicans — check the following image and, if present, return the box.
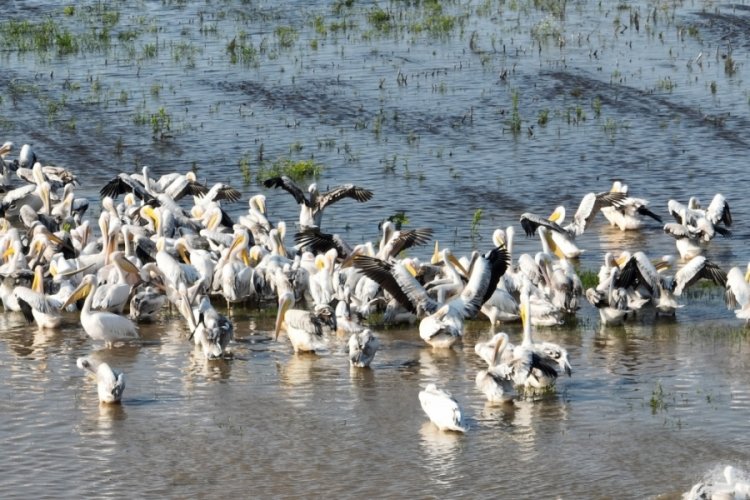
[1,142,749,497]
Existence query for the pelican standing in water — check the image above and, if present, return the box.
[13,265,62,329]
[61,275,139,347]
[418,384,467,432]
[76,356,126,404]
[348,329,379,368]
[274,291,336,353]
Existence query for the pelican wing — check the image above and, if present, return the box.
[14,286,55,316]
[725,267,750,309]
[207,184,242,203]
[386,228,433,258]
[663,222,698,240]
[169,178,209,200]
[262,176,310,206]
[667,199,689,223]
[635,204,662,222]
[317,184,374,211]
[617,252,659,294]
[285,309,324,337]
[294,227,353,258]
[458,245,510,318]
[352,255,438,315]
[567,191,628,236]
[519,212,566,237]
[673,256,727,296]
[707,193,731,226]
[100,173,151,201]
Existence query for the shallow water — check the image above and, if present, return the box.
[1,0,750,498]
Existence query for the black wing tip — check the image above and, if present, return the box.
[636,205,662,223]
[262,177,281,188]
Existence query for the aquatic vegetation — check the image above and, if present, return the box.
[239,153,252,186]
[537,108,549,126]
[470,209,483,239]
[257,158,323,183]
[508,89,522,135]
[650,382,669,413]
[274,26,299,49]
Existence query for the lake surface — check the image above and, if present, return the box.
[1,0,750,498]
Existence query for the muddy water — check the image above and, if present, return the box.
[1,1,750,498]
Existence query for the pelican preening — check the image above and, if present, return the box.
[418,384,467,433]
[348,329,379,368]
[76,356,126,404]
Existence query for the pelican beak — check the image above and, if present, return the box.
[745,269,750,283]
[249,245,262,266]
[240,248,251,267]
[274,294,292,341]
[257,196,266,214]
[32,267,42,294]
[491,335,506,365]
[2,246,14,262]
[430,241,440,265]
[404,260,418,277]
[117,254,141,276]
[206,210,221,231]
[564,360,572,377]
[615,254,629,267]
[60,279,92,311]
[548,206,563,223]
[177,242,191,264]
[228,234,243,258]
[141,205,159,233]
[47,232,64,246]
[519,300,527,330]
[447,253,468,277]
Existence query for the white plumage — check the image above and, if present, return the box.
[418,383,466,432]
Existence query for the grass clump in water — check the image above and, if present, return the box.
[275,26,298,49]
[257,158,323,183]
[368,8,393,32]
[508,89,522,135]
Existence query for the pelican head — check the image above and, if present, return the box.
[491,332,509,365]
[60,274,96,311]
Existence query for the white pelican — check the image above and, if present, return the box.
[61,275,139,347]
[418,384,467,433]
[187,296,234,360]
[475,333,516,404]
[348,329,379,368]
[263,175,373,229]
[585,266,632,326]
[76,356,125,404]
[684,465,750,500]
[274,291,336,353]
[129,286,166,322]
[726,264,750,323]
[599,181,662,230]
[354,245,509,347]
[13,265,62,329]
[474,331,516,367]
[670,255,727,296]
[376,221,433,261]
[92,251,140,314]
[511,285,572,391]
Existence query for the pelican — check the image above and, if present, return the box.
[474,331,516,367]
[92,251,140,314]
[475,333,516,404]
[418,384,467,432]
[274,291,336,353]
[188,296,234,360]
[76,356,125,404]
[599,181,662,230]
[263,175,373,228]
[354,245,509,348]
[585,266,632,326]
[726,264,750,323]
[61,275,139,347]
[511,285,572,391]
[685,465,750,500]
[129,286,166,322]
[670,255,727,296]
[13,265,62,329]
[348,329,379,368]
